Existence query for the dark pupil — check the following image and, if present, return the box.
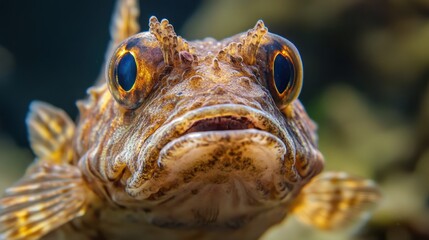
[117,52,137,91]
[273,54,294,94]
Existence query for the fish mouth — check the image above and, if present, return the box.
[184,116,257,134]
[127,104,292,188]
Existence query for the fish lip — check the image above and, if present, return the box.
[157,104,289,146]
[127,104,290,193]
[184,116,258,134]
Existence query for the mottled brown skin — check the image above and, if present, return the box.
[64,16,324,239]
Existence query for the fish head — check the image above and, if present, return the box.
[76,17,324,228]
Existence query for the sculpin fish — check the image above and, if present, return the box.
[0,0,380,239]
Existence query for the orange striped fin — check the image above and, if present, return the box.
[96,0,140,85]
[110,0,140,45]
[0,163,88,239]
[26,101,75,164]
[291,172,381,230]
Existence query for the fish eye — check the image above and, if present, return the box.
[116,52,137,91]
[265,37,303,109]
[273,53,294,95]
[108,49,146,110]
[107,33,163,110]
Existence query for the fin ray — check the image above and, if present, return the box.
[26,101,75,164]
[95,0,140,85]
[0,163,88,239]
[291,172,381,230]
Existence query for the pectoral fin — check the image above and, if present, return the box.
[0,162,89,240]
[26,101,75,164]
[291,172,381,230]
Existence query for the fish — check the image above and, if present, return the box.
[0,0,381,239]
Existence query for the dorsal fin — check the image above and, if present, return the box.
[26,101,75,164]
[110,0,140,44]
[95,0,140,85]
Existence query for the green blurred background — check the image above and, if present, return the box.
[0,0,428,239]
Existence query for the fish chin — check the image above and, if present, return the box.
[158,129,286,186]
[136,129,292,227]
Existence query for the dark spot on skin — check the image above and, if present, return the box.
[183,173,194,183]
[143,208,152,213]
[223,161,231,168]
[191,189,199,195]
[125,37,141,50]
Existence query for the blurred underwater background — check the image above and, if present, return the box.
[0,0,428,239]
